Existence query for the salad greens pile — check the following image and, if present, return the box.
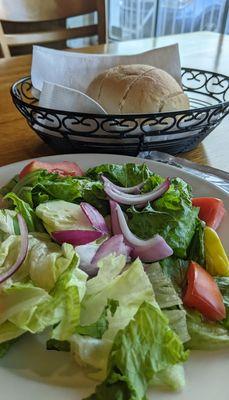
[0,161,228,400]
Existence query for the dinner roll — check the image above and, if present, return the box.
[86,64,189,114]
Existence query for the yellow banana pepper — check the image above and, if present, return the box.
[204,226,229,276]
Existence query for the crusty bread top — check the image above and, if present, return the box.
[86,64,189,114]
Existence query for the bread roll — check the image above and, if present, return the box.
[86,64,189,114]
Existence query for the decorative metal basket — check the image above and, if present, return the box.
[11,68,229,156]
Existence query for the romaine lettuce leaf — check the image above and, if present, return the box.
[0,282,50,326]
[1,254,86,342]
[0,233,76,290]
[47,261,86,341]
[0,209,17,239]
[76,299,119,339]
[86,163,153,187]
[0,175,19,197]
[35,200,93,234]
[150,364,185,392]
[71,256,155,379]
[214,277,229,329]
[187,219,205,265]
[215,277,229,306]
[28,256,86,337]
[0,321,25,344]
[160,256,189,293]
[128,177,199,258]
[128,204,198,259]
[29,233,76,290]
[5,192,44,232]
[86,302,189,400]
[11,170,108,214]
[186,311,229,350]
[146,263,189,343]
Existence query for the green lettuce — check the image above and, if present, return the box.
[215,277,229,330]
[27,234,77,291]
[0,255,86,346]
[86,302,189,400]
[0,321,25,344]
[187,219,205,265]
[0,209,17,238]
[5,192,44,232]
[0,231,86,351]
[160,256,189,293]
[150,364,185,392]
[71,255,155,380]
[146,263,189,343]
[27,257,86,337]
[76,299,119,339]
[186,311,229,350]
[50,263,87,341]
[128,177,199,258]
[215,277,229,306]
[0,282,50,326]
[35,200,93,234]
[0,232,77,290]
[0,175,19,197]
[10,170,108,214]
[86,163,153,187]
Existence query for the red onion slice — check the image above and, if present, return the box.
[104,178,170,205]
[131,238,173,262]
[52,229,103,246]
[110,200,122,235]
[0,214,28,284]
[80,202,109,234]
[91,234,131,268]
[116,204,173,262]
[101,175,145,194]
[75,243,100,277]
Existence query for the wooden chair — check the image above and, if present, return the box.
[0,0,107,58]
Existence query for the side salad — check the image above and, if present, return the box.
[0,159,228,399]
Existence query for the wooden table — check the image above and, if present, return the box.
[0,31,228,171]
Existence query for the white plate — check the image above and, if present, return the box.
[0,153,228,400]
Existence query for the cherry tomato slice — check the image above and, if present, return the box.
[192,197,225,230]
[183,261,226,321]
[19,160,83,179]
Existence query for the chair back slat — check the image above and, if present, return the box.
[6,25,98,46]
[0,0,106,57]
[0,0,98,22]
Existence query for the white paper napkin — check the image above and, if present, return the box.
[39,81,107,114]
[32,43,182,94]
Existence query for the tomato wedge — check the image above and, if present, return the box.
[183,261,226,321]
[192,197,225,230]
[19,160,83,179]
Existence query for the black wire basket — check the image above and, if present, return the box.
[11,67,229,156]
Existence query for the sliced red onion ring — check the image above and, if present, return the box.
[110,200,122,235]
[0,214,28,284]
[91,234,131,269]
[116,204,173,262]
[80,202,109,234]
[101,175,145,194]
[104,178,170,205]
[131,238,173,262]
[75,242,100,277]
[52,229,103,246]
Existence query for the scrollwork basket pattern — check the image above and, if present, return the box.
[11,68,229,156]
